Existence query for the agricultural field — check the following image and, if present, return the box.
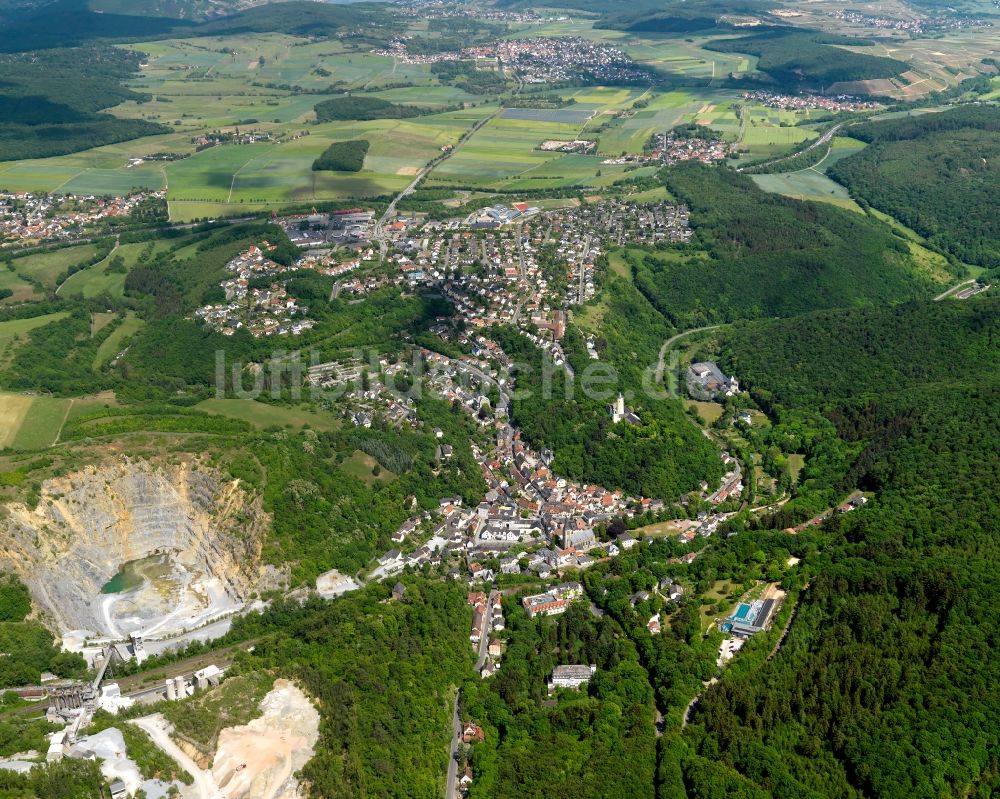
[597,89,726,155]
[0,391,72,450]
[193,398,340,431]
[164,110,488,207]
[427,109,652,191]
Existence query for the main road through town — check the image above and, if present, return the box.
[375,70,523,262]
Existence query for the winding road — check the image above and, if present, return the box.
[654,324,723,386]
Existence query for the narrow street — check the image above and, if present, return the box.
[444,688,462,799]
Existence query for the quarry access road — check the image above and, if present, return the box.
[132,714,223,799]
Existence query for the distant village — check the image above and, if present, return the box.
[373,36,653,84]
[742,90,881,113]
[0,190,165,247]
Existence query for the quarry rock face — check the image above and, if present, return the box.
[0,458,270,638]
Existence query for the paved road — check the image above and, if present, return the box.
[934,277,977,301]
[444,688,462,799]
[375,72,523,261]
[654,324,723,386]
[374,106,505,261]
[132,714,223,799]
[736,121,846,173]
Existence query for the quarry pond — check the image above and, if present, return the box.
[101,553,175,596]
[0,459,270,644]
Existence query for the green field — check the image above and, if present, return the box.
[13,245,101,289]
[0,268,39,305]
[340,449,396,485]
[750,170,863,211]
[0,312,70,365]
[9,396,72,449]
[687,400,724,424]
[0,391,72,450]
[193,398,340,431]
[93,313,145,370]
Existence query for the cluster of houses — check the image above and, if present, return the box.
[191,130,272,150]
[742,90,881,113]
[0,190,163,246]
[468,592,506,678]
[830,8,989,33]
[646,130,733,166]
[194,242,316,337]
[373,35,650,84]
[473,37,651,84]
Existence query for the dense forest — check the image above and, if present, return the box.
[632,164,942,327]
[0,574,85,686]
[828,107,1000,267]
[464,601,657,799]
[674,298,1000,797]
[705,29,909,91]
[0,46,168,160]
[312,140,370,172]
[314,96,434,122]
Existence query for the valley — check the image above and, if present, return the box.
[0,0,995,797]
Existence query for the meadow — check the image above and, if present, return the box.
[340,449,396,485]
[0,269,39,305]
[193,398,340,431]
[747,136,868,211]
[13,244,101,289]
[0,313,70,367]
[92,313,145,369]
[0,391,72,450]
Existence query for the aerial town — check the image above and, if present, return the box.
[0,191,165,247]
[374,36,653,83]
[742,90,882,112]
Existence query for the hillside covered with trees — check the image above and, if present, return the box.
[828,106,1000,268]
[632,164,944,327]
[314,96,433,122]
[673,298,1000,797]
[705,28,909,91]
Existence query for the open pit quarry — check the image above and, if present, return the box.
[0,458,273,642]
